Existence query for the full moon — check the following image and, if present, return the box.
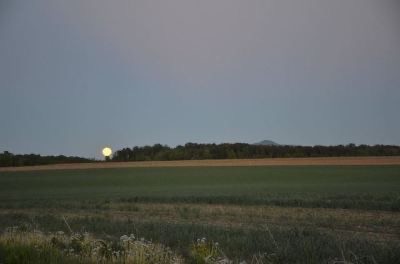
[102,147,112,157]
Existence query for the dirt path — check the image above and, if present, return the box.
[1,156,400,172]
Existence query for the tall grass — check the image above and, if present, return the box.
[0,228,183,264]
[1,215,399,263]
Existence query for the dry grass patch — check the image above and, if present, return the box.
[2,156,400,172]
[2,203,399,242]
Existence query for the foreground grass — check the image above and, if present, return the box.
[0,229,182,264]
[2,203,400,240]
[0,212,399,263]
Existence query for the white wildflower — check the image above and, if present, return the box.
[120,235,129,242]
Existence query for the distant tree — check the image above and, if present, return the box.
[0,151,93,167]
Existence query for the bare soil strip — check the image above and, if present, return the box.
[1,156,400,172]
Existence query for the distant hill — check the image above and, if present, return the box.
[254,140,279,146]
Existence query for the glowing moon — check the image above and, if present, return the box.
[102,147,112,157]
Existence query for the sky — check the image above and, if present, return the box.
[0,0,399,158]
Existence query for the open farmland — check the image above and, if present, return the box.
[1,162,400,263]
[1,156,400,172]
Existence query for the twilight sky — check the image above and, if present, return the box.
[1,0,399,158]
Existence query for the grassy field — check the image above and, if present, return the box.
[1,165,400,263]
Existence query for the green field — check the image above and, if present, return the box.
[1,166,400,209]
[1,166,400,263]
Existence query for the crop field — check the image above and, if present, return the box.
[1,163,400,263]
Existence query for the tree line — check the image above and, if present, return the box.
[2,143,399,167]
[0,151,92,167]
[112,143,400,162]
